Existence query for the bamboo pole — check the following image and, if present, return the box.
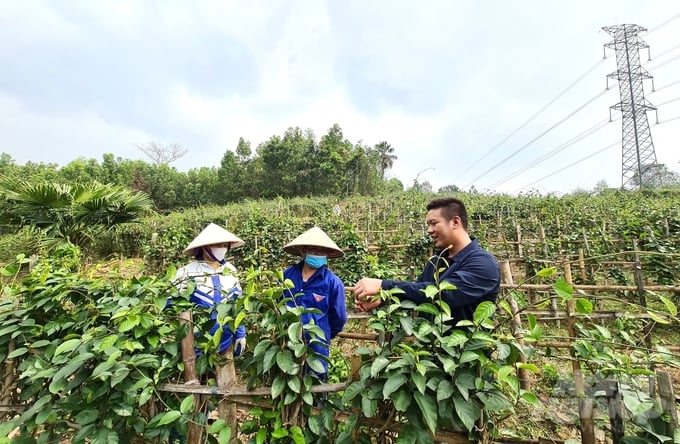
[604,380,624,444]
[563,263,584,396]
[501,260,531,391]
[579,398,595,444]
[179,311,202,444]
[656,371,678,437]
[216,349,238,443]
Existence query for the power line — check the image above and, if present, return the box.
[456,58,605,180]
[650,42,680,61]
[465,89,610,188]
[513,141,619,193]
[490,118,613,189]
[654,79,680,92]
[648,53,680,71]
[646,12,680,35]
[657,115,680,124]
[655,96,680,107]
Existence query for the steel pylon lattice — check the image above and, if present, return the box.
[603,24,658,190]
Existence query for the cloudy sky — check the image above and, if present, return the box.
[1,1,679,194]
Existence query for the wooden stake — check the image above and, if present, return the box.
[501,260,531,391]
[579,398,595,444]
[179,311,203,444]
[657,371,678,438]
[564,263,584,397]
[216,349,239,443]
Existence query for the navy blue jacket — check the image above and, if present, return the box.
[381,239,500,327]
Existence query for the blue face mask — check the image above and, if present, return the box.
[304,253,327,269]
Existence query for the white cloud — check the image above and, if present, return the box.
[1,0,678,194]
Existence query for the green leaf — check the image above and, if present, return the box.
[342,381,364,403]
[478,392,513,412]
[413,372,426,394]
[370,356,390,378]
[287,322,302,342]
[272,376,286,399]
[393,388,412,412]
[157,410,181,426]
[180,395,194,414]
[48,360,83,393]
[537,267,557,277]
[520,391,540,406]
[453,397,481,432]
[398,316,415,335]
[54,338,81,357]
[276,349,298,374]
[218,426,232,443]
[7,347,27,359]
[263,346,279,372]
[74,409,99,426]
[383,373,407,399]
[413,392,437,434]
[361,396,377,418]
[415,303,440,317]
[552,278,573,301]
[272,427,289,438]
[575,298,593,314]
[112,402,133,416]
[473,301,495,325]
[209,419,227,434]
[657,294,678,316]
[308,415,322,436]
[436,380,454,402]
[647,310,670,324]
[459,351,479,364]
[287,376,301,394]
[110,366,130,387]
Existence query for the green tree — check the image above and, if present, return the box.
[374,141,397,179]
[0,179,153,250]
[179,166,219,207]
[235,137,252,162]
[58,157,105,184]
[438,184,461,194]
[312,124,354,196]
[217,150,245,203]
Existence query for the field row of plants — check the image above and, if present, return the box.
[1,189,679,443]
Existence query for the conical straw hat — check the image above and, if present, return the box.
[283,226,344,258]
[183,223,245,254]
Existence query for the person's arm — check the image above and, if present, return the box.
[384,254,499,308]
[328,276,347,339]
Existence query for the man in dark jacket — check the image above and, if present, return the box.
[353,197,500,327]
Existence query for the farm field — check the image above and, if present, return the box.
[1,189,680,443]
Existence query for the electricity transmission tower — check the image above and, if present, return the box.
[603,24,658,190]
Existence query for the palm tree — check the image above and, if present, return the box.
[0,178,153,250]
[374,141,397,179]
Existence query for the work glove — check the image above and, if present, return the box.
[233,336,246,356]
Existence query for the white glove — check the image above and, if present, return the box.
[233,337,246,356]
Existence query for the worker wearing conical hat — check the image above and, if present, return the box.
[173,223,247,356]
[282,226,347,379]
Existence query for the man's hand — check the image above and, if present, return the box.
[352,278,383,312]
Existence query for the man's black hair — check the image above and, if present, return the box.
[426,197,468,231]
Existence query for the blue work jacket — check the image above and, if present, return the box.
[283,262,347,374]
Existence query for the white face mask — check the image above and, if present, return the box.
[209,246,229,262]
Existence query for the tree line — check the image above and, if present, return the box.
[0,124,406,211]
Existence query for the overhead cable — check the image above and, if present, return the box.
[465,89,610,188]
[513,142,619,193]
[490,118,614,189]
[456,58,605,180]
